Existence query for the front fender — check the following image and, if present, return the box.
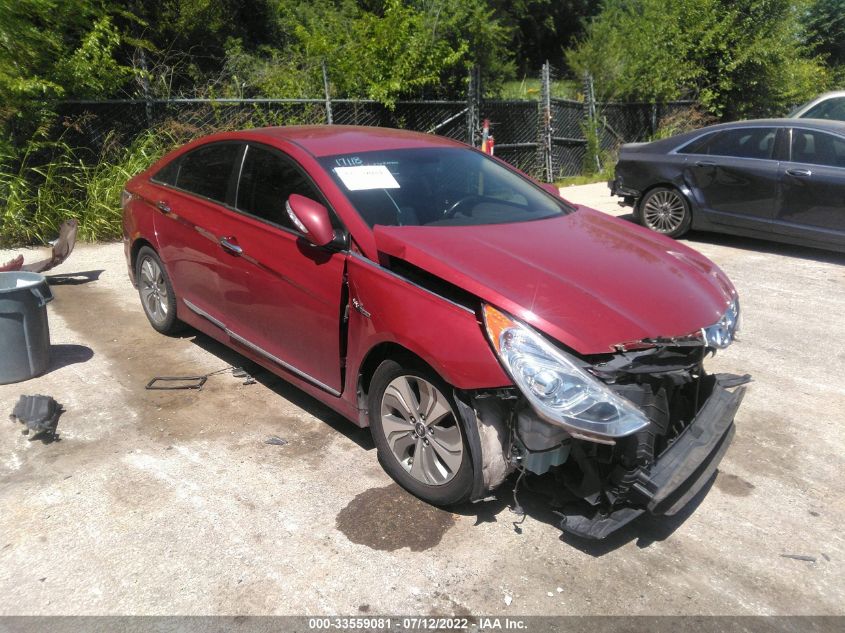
[344,254,510,395]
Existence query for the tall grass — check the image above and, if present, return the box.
[0,129,178,247]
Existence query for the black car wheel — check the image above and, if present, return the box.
[135,246,184,335]
[638,187,691,238]
[368,359,474,505]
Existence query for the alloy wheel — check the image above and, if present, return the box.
[379,375,463,486]
[643,190,687,234]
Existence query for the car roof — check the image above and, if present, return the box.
[700,118,845,133]
[227,125,466,157]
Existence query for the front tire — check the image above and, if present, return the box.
[638,187,691,238]
[135,246,184,335]
[368,360,473,505]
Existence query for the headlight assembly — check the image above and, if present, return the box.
[702,297,740,349]
[482,304,650,443]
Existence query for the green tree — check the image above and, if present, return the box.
[805,0,845,78]
[0,0,138,145]
[567,0,828,118]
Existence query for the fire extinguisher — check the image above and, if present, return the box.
[480,118,495,156]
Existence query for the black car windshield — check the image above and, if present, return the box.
[318,147,572,227]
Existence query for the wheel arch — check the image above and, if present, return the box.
[356,341,440,427]
[128,237,157,286]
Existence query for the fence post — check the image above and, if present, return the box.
[583,72,601,172]
[322,61,333,125]
[466,65,481,147]
[540,61,553,182]
[138,48,154,127]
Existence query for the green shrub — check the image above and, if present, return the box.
[0,128,178,247]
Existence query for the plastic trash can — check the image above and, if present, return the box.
[0,271,53,384]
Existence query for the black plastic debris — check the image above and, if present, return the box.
[9,395,63,441]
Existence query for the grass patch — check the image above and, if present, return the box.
[0,129,180,247]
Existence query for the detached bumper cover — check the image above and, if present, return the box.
[560,375,747,539]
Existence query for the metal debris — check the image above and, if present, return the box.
[780,554,817,563]
[265,436,289,446]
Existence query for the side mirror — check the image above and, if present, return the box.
[286,194,335,247]
[540,183,561,197]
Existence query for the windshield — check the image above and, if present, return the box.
[318,147,572,227]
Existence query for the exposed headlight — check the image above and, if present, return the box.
[702,298,740,349]
[482,305,650,443]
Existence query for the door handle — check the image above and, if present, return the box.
[786,168,812,178]
[219,237,243,255]
[156,201,171,214]
[695,160,717,167]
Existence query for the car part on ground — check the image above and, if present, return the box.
[144,366,256,390]
[9,394,64,440]
[0,220,79,274]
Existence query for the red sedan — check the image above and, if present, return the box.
[122,126,747,539]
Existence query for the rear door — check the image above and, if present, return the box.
[214,142,347,394]
[681,126,780,231]
[776,127,845,249]
[150,142,244,324]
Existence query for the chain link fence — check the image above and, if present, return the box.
[55,71,693,182]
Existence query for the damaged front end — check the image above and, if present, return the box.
[462,304,749,540]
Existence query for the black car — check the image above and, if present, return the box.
[610,118,845,252]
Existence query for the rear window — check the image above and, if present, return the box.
[174,143,242,203]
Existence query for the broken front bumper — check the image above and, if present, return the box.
[559,375,747,539]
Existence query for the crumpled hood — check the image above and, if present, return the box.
[373,207,736,354]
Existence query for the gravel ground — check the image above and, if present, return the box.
[0,182,843,616]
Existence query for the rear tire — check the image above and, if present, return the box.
[637,187,691,238]
[135,246,184,335]
[368,359,473,506]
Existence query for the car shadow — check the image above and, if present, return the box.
[184,330,375,452]
[46,270,104,285]
[682,231,845,265]
[615,214,845,264]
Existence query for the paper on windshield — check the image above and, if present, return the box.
[334,165,400,191]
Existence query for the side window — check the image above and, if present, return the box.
[176,143,242,203]
[152,156,181,185]
[699,128,777,159]
[791,129,845,168]
[677,132,719,155]
[236,145,321,228]
[801,97,845,121]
